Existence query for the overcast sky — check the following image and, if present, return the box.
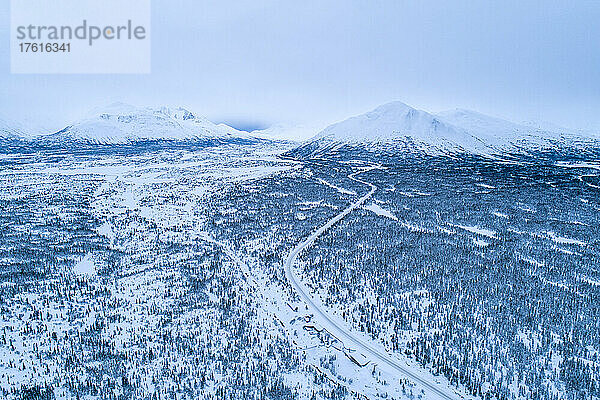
[1,0,599,133]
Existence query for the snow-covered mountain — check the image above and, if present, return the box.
[300,102,511,156]
[41,103,266,144]
[294,101,600,157]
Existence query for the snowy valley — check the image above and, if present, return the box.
[0,102,599,400]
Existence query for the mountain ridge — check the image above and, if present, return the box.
[295,101,600,157]
[39,103,265,144]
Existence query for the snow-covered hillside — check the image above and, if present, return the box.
[0,119,26,140]
[296,101,600,157]
[437,108,600,151]
[41,103,266,144]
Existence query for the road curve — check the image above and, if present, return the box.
[284,166,459,400]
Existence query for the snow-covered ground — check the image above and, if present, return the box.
[0,143,480,400]
[1,104,599,400]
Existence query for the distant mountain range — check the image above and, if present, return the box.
[0,103,308,146]
[294,101,600,158]
[3,101,600,157]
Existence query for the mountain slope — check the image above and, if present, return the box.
[436,109,534,142]
[0,118,26,140]
[436,109,600,151]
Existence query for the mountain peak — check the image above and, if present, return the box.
[313,101,490,152]
[166,107,197,122]
[365,101,416,116]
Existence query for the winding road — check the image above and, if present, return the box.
[284,165,459,400]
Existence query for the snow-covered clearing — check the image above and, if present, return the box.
[452,224,498,239]
[363,202,398,220]
[545,231,587,246]
[73,254,96,276]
